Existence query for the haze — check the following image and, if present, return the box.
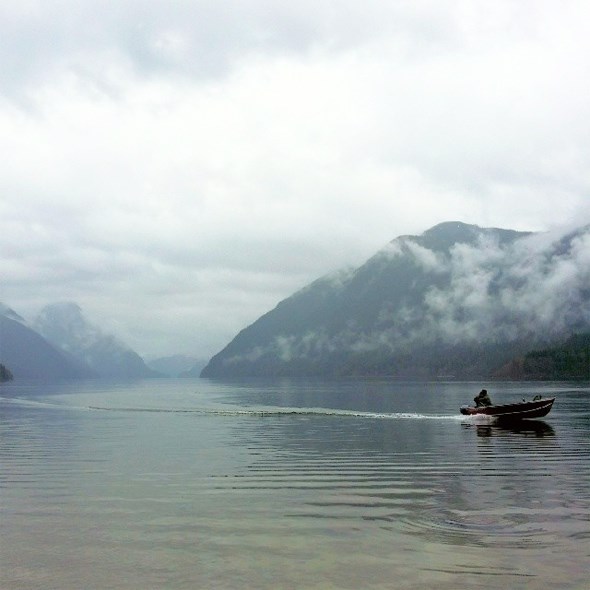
[2,1,589,359]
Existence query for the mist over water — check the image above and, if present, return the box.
[1,378,589,590]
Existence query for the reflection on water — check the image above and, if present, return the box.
[465,420,556,438]
[1,379,589,590]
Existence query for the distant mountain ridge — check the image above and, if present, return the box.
[35,303,159,378]
[0,302,158,379]
[202,221,590,378]
[147,355,203,377]
[0,306,95,379]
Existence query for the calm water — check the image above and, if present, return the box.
[1,379,589,590]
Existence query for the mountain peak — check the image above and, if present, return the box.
[35,302,158,378]
[422,220,477,238]
[0,303,27,324]
[0,309,95,379]
[36,302,102,353]
[415,221,529,252]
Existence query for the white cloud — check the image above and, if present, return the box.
[418,227,590,345]
[1,0,589,358]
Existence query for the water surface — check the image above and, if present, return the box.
[1,379,588,589]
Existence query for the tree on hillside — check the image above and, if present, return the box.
[0,363,14,382]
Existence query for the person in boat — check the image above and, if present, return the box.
[474,389,492,407]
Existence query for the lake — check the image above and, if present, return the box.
[1,378,589,589]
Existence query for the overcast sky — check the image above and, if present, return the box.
[2,0,590,360]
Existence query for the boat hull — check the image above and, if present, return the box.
[460,397,555,421]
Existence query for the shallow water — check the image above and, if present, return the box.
[1,379,589,589]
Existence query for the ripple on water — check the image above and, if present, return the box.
[399,507,554,549]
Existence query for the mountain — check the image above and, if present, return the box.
[179,358,210,377]
[35,302,159,378]
[0,305,95,379]
[147,355,202,377]
[0,303,27,323]
[202,221,590,378]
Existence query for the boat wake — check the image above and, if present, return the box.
[1,395,467,420]
[0,396,76,410]
[87,405,466,420]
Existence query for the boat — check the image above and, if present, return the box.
[460,397,555,421]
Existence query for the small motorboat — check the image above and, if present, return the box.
[460,397,555,421]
